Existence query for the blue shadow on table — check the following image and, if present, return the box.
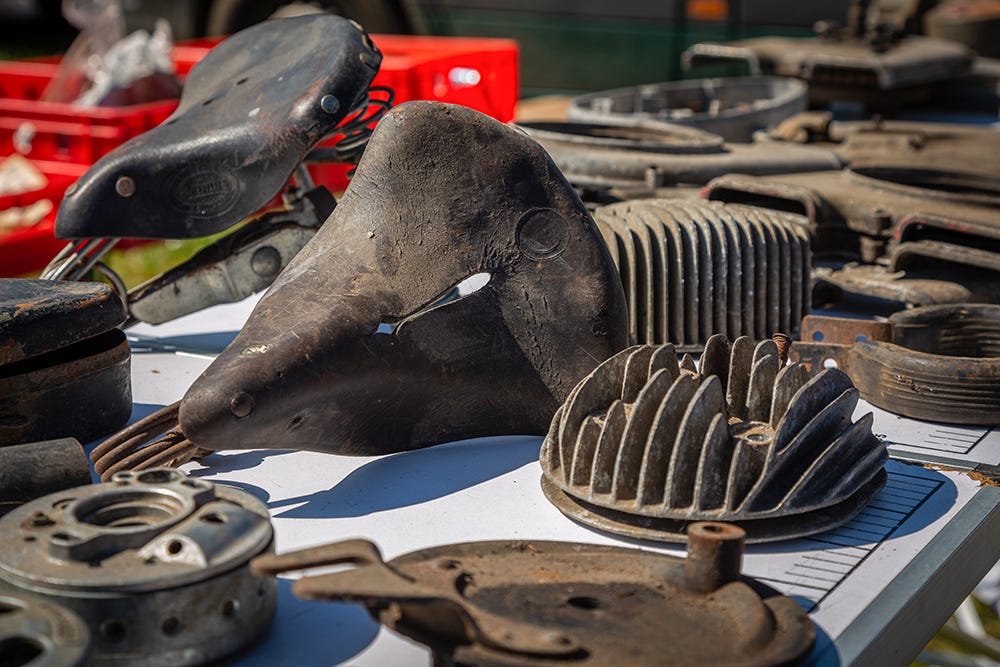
[269,436,542,519]
[127,331,240,355]
[556,462,957,552]
[237,577,381,667]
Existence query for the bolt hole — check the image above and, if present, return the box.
[22,536,35,542]
[221,599,239,618]
[236,77,248,85]
[166,540,184,555]
[202,98,213,106]
[161,617,180,636]
[567,596,601,610]
[51,532,78,543]
[51,498,74,509]
[812,331,824,341]
[99,620,126,643]
[201,512,227,524]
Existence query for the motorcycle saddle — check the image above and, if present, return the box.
[55,14,381,241]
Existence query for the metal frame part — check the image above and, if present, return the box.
[540,339,887,543]
[0,469,276,666]
[790,305,1000,425]
[569,76,808,143]
[251,522,815,666]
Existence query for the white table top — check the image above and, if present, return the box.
[119,296,1000,667]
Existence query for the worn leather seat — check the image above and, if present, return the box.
[56,14,381,240]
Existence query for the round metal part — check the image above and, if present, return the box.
[540,339,888,543]
[0,593,90,667]
[252,524,815,666]
[569,76,808,143]
[0,469,276,666]
[593,199,811,351]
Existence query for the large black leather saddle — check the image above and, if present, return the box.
[55,14,382,240]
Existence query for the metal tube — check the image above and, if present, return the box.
[683,521,746,593]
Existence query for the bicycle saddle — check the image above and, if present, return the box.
[55,14,381,240]
[91,101,629,474]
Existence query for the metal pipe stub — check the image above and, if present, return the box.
[540,338,888,543]
[0,438,91,517]
[251,522,814,666]
[0,469,276,666]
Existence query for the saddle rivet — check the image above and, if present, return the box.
[320,95,340,115]
[115,176,136,198]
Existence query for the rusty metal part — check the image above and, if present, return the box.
[90,101,628,478]
[593,199,811,351]
[925,0,1000,58]
[0,593,90,667]
[769,116,1000,179]
[790,305,1000,425]
[514,120,844,199]
[540,339,888,543]
[0,280,131,447]
[683,27,973,110]
[0,439,91,517]
[568,76,807,143]
[251,522,815,666]
[0,468,276,666]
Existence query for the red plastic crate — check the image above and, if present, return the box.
[0,160,88,276]
[308,33,519,189]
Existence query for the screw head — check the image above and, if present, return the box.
[115,176,136,198]
[320,95,340,115]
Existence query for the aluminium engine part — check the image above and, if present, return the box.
[0,468,276,667]
[88,101,629,480]
[513,120,843,201]
[569,76,807,143]
[0,280,131,447]
[540,339,888,543]
[0,593,90,667]
[789,304,1000,426]
[682,0,974,112]
[0,438,91,517]
[41,13,391,326]
[251,522,815,666]
[593,199,811,351]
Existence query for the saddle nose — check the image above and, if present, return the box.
[178,101,629,457]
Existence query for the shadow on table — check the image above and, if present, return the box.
[267,436,542,519]
[555,463,958,555]
[237,577,380,667]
